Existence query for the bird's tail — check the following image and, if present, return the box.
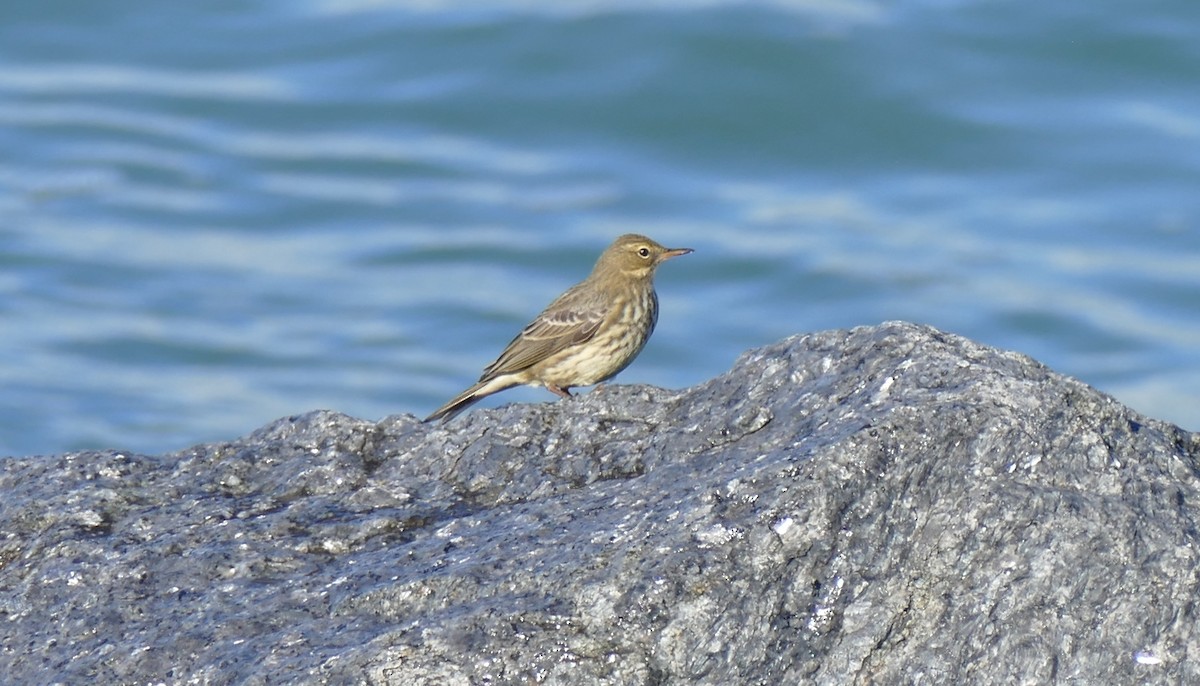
[422,377,517,423]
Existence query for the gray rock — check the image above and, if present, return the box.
[2,322,1197,685]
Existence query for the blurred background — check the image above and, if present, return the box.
[2,0,1197,456]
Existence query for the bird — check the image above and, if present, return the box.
[423,234,693,422]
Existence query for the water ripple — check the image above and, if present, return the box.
[0,64,294,100]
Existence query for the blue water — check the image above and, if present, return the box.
[3,0,1198,457]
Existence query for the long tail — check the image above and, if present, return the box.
[423,376,518,423]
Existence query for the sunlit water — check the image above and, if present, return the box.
[2,0,1198,456]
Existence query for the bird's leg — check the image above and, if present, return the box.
[547,385,573,399]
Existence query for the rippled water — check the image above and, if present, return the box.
[3,0,1198,456]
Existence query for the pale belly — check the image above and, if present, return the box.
[535,303,656,389]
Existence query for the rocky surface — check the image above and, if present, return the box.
[2,321,1198,684]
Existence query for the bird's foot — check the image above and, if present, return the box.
[547,385,573,399]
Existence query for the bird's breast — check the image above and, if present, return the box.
[534,292,657,388]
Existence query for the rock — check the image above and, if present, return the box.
[1,322,1197,684]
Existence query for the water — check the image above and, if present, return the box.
[2,0,1198,457]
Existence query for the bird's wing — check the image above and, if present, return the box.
[480,287,607,379]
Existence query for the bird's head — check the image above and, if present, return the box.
[593,234,693,281]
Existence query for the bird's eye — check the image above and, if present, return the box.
[637,247,650,258]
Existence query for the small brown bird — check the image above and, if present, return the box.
[424,234,692,422]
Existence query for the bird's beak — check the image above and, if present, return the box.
[659,247,693,262]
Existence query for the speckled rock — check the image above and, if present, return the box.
[2,322,1197,684]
